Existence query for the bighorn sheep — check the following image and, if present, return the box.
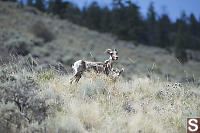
[111,68,124,79]
[70,49,121,83]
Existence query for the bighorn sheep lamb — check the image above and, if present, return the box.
[70,49,121,83]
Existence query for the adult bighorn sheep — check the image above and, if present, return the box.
[70,49,122,84]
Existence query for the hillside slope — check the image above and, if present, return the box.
[0,2,200,133]
[0,2,200,82]
[0,56,200,133]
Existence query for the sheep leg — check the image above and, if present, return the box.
[75,72,82,83]
[70,71,83,84]
[70,72,78,84]
[70,77,75,84]
[75,75,81,83]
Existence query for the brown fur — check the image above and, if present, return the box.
[70,49,120,84]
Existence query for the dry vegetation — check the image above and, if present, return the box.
[31,21,55,42]
[0,2,200,133]
[0,57,200,133]
[0,2,200,82]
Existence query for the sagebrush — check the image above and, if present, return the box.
[0,57,200,133]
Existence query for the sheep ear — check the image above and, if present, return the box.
[114,49,118,52]
[121,68,124,72]
[105,49,112,54]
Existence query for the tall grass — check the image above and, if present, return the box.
[0,57,199,133]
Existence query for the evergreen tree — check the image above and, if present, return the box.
[100,7,112,32]
[199,17,200,37]
[188,14,200,50]
[54,0,63,15]
[174,28,188,63]
[189,13,198,37]
[110,0,124,34]
[125,2,145,42]
[47,0,55,13]
[80,6,88,26]
[175,12,188,32]
[174,12,189,63]
[34,0,45,11]
[27,0,33,6]
[86,2,102,30]
[147,2,157,46]
[48,0,62,15]
[155,14,171,48]
[111,0,145,42]
[112,0,124,8]
[2,0,17,2]
[62,2,81,23]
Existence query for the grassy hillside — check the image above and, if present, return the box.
[0,56,200,133]
[0,2,200,133]
[0,2,200,82]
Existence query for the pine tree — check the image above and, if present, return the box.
[100,7,111,32]
[34,0,45,11]
[112,0,124,8]
[174,12,188,63]
[147,2,156,46]
[110,0,124,35]
[187,13,200,50]
[111,0,145,42]
[54,0,63,15]
[47,0,54,13]
[125,2,145,42]
[199,17,200,37]
[175,12,188,32]
[3,0,17,2]
[48,0,69,18]
[62,2,81,23]
[27,0,33,6]
[155,14,171,48]
[86,2,102,30]
[81,6,88,26]
[174,28,188,63]
[189,13,198,37]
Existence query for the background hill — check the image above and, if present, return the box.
[0,1,200,83]
[0,2,200,133]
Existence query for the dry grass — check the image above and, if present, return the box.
[0,57,200,133]
[0,2,200,133]
[0,1,200,82]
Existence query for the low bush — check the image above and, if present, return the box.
[31,21,55,42]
